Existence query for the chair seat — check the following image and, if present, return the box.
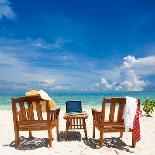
[18,120,58,130]
[103,124,125,131]
[94,121,125,132]
[18,121,49,131]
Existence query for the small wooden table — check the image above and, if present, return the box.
[63,113,88,140]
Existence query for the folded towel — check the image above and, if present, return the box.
[123,96,141,142]
[123,96,137,131]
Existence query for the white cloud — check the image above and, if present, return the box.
[122,55,155,75]
[1,35,155,91]
[0,0,16,20]
[0,49,74,91]
[0,80,71,92]
[0,37,99,91]
[0,51,53,82]
[100,78,113,90]
[42,79,56,85]
[90,55,155,91]
[133,56,155,76]
[0,51,73,91]
[32,38,71,50]
[52,84,70,91]
[119,57,149,91]
[122,55,137,69]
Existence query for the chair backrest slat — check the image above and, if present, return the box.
[117,102,125,122]
[46,100,50,121]
[27,102,34,120]
[109,102,115,122]
[19,101,27,120]
[35,102,43,120]
[101,99,106,122]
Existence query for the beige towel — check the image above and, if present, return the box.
[25,90,56,112]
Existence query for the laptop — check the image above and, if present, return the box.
[66,101,86,115]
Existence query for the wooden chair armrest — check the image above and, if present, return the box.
[50,108,60,113]
[91,108,102,123]
[50,108,60,121]
[91,108,101,113]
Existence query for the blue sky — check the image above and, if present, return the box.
[0,0,155,92]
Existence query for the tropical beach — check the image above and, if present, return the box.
[0,105,155,155]
[1,0,155,154]
[0,92,155,154]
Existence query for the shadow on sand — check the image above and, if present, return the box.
[58,131,81,142]
[4,136,49,150]
[5,133,133,153]
[83,137,134,153]
[5,131,81,150]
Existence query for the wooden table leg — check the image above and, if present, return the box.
[83,119,87,139]
[65,119,69,141]
[29,131,32,138]
[93,123,95,138]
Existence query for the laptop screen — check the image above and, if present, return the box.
[66,101,82,113]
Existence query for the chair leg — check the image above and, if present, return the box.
[56,125,59,140]
[29,131,32,138]
[65,123,69,141]
[15,130,19,146]
[84,128,87,139]
[120,132,123,138]
[48,128,52,147]
[100,130,104,147]
[83,120,87,139]
[132,136,136,148]
[93,125,95,138]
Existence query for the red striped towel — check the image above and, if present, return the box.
[132,102,141,142]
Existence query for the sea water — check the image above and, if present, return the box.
[0,91,155,110]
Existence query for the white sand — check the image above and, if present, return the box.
[0,109,155,155]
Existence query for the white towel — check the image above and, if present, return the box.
[38,90,52,100]
[123,96,138,131]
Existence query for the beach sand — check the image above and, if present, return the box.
[0,109,155,155]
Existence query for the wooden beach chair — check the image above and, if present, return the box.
[92,98,140,148]
[11,95,60,147]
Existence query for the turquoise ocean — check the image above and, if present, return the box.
[0,91,155,110]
